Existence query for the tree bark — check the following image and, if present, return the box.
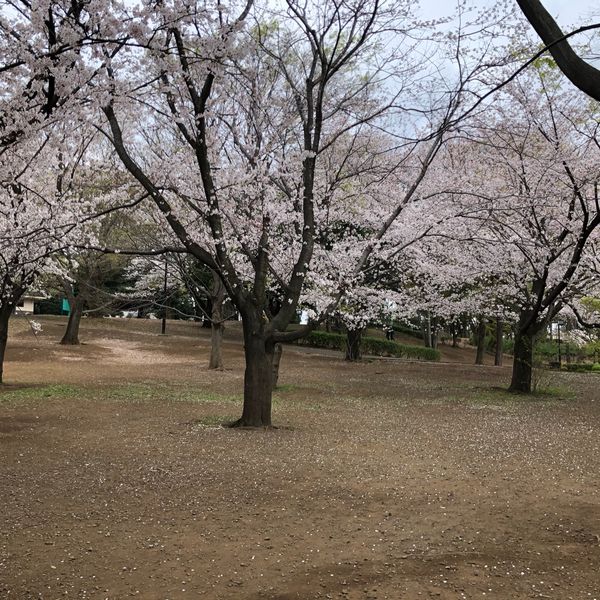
[422,313,432,348]
[475,316,486,365]
[495,318,503,367]
[230,316,274,427]
[452,327,459,348]
[516,0,600,102]
[60,296,84,345]
[509,327,535,393]
[272,343,283,389]
[0,305,12,385]
[345,328,363,361]
[208,271,226,370]
[209,320,224,369]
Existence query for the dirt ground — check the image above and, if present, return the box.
[1,316,599,600]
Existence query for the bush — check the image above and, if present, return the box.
[294,330,440,361]
[392,322,422,339]
[296,331,345,351]
[564,362,595,373]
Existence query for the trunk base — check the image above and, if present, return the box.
[226,418,277,430]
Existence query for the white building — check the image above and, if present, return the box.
[15,295,44,315]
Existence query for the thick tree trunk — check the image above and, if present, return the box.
[509,328,535,393]
[475,316,486,365]
[230,318,274,428]
[495,318,503,367]
[0,305,12,385]
[60,296,84,345]
[208,270,226,369]
[345,328,363,361]
[272,343,283,389]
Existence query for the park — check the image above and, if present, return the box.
[1,315,599,599]
[2,0,600,598]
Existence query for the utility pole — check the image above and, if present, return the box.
[557,321,562,369]
[161,257,168,335]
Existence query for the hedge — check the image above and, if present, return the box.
[564,362,600,373]
[294,330,440,361]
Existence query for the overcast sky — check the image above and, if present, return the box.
[418,0,598,26]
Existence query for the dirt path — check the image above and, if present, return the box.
[1,317,599,599]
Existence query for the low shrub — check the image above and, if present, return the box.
[564,362,595,373]
[294,330,440,361]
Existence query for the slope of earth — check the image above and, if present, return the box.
[1,316,599,600]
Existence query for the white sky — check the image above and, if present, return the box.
[418,0,598,27]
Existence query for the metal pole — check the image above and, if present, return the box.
[161,257,167,335]
[557,322,562,368]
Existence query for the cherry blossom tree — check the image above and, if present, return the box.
[0,133,93,382]
[0,1,131,152]
[1,0,519,421]
[419,69,600,392]
[88,0,520,426]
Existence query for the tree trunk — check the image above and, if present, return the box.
[208,270,226,370]
[230,318,274,428]
[422,313,432,348]
[475,316,486,365]
[509,327,535,393]
[272,343,283,389]
[60,296,84,345]
[495,318,503,367]
[0,305,12,385]
[345,328,363,361]
[452,327,458,348]
[209,321,224,369]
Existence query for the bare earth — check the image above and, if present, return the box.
[1,316,599,600]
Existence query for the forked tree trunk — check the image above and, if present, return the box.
[495,318,503,367]
[60,296,84,345]
[345,328,363,361]
[272,343,283,389]
[509,328,535,393]
[0,305,12,384]
[475,316,486,365]
[208,271,226,370]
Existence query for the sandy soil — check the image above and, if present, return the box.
[1,316,599,600]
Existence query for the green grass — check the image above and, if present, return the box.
[0,377,576,417]
[0,382,243,406]
[445,384,575,406]
[0,383,80,401]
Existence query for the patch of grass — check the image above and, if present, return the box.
[0,382,245,406]
[450,385,575,406]
[273,383,298,393]
[531,385,576,400]
[95,383,242,405]
[0,383,80,402]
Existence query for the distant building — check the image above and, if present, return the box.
[15,295,45,315]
